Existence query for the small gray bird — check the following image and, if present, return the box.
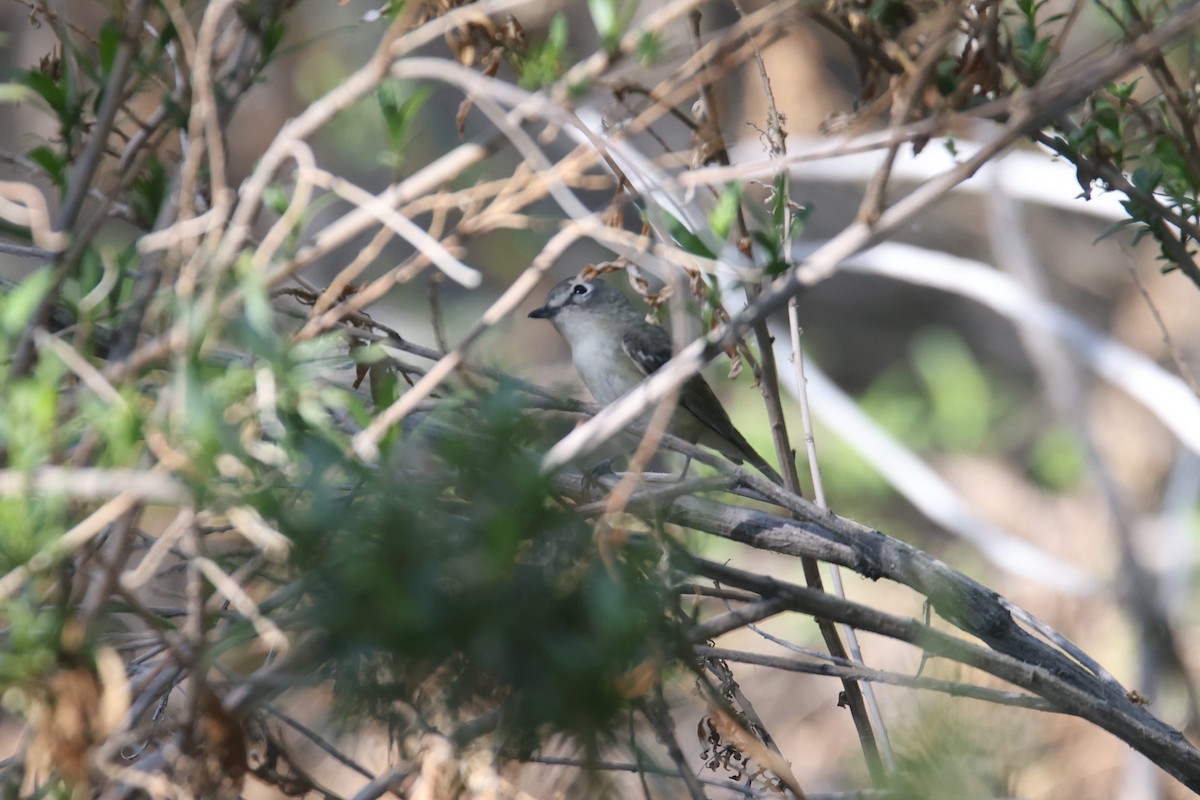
[528,277,782,483]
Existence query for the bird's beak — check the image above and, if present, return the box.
[528,305,554,319]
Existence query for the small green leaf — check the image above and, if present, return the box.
[2,268,54,336]
[264,184,291,216]
[19,70,66,116]
[26,145,66,192]
[635,31,662,64]
[262,19,287,63]
[708,184,742,240]
[1152,137,1189,179]
[99,19,121,74]
[772,173,788,232]
[377,80,432,166]
[661,210,715,259]
[519,13,570,89]
[588,0,638,52]
[588,0,617,45]
[547,10,569,51]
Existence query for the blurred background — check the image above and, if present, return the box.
[2,1,1198,797]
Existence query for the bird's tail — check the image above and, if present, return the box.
[722,427,788,489]
[745,448,785,487]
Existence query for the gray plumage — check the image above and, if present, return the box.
[529,277,782,483]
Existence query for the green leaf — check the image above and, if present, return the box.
[2,268,54,336]
[18,68,88,146]
[588,0,638,52]
[750,229,782,266]
[588,0,617,46]
[772,173,788,233]
[264,184,291,216]
[1108,79,1139,102]
[99,19,121,75]
[262,19,287,63]
[26,145,67,192]
[661,210,715,259]
[18,70,66,116]
[377,80,432,165]
[635,31,662,65]
[708,183,742,240]
[519,13,570,89]
[547,10,569,52]
[1152,137,1189,182]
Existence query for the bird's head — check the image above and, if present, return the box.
[527,277,636,326]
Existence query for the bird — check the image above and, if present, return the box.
[528,276,783,484]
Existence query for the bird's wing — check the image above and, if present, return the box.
[620,322,673,376]
[621,323,748,461]
[621,323,784,483]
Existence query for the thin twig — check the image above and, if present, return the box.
[697,646,1056,711]
[642,687,710,800]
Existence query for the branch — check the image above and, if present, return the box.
[692,559,1200,792]
[696,646,1056,712]
[550,466,1200,789]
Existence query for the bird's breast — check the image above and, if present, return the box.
[572,336,646,406]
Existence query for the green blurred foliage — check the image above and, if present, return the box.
[377,79,432,171]
[908,328,993,452]
[1007,0,1062,85]
[818,325,1089,508]
[587,0,639,55]
[816,431,894,503]
[708,183,743,241]
[519,12,570,89]
[817,327,999,501]
[883,699,1019,799]
[873,327,995,452]
[272,389,690,748]
[0,282,85,686]
[0,253,692,750]
[1026,426,1085,491]
[0,602,61,685]
[634,30,663,65]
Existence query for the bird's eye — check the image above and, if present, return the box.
[572,283,590,296]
